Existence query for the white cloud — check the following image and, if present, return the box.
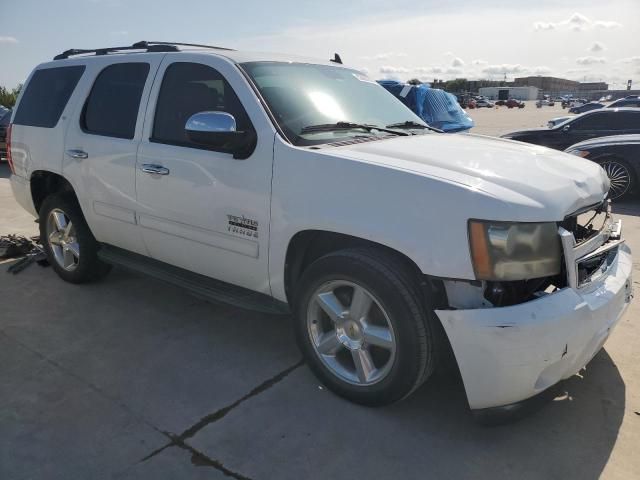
[528,66,552,75]
[379,65,409,74]
[471,59,488,66]
[576,56,606,65]
[588,42,605,53]
[361,52,407,60]
[0,36,18,44]
[534,13,622,32]
[618,56,640,65]
[593,20,623,29]
[482,64,525,75]
[451,57,464,67]
[414,66,442,74]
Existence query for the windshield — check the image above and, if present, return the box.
[241,61,428,146]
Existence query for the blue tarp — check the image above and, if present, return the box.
[377,80,474,133]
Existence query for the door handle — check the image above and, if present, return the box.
[141,164,170,175]
[66,149,88,160]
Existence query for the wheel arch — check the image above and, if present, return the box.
[283,229,447,309]
[30,170,78,214]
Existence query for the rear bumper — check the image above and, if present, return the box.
[435,243,633,410]
[10,174,37,217]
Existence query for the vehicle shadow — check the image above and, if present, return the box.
[380,348,625,480]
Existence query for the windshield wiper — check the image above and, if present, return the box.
[386,120,443,133]
[300,121,409,136]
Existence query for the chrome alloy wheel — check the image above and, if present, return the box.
[46,208,80,271]
[601,160,631,200]
[306,280,396,386]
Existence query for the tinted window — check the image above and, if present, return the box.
[82,63,150,139]
[152,62,253,148]
[13,66,85,128]
[611,112,640,129]
[571,112,606,130]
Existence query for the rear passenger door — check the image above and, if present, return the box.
[64,56,163,255]
[135,54,274,294]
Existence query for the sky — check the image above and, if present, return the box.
[1,0,638,89]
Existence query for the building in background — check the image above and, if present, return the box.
[478,85,539,100]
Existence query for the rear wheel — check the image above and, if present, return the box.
[599,158,635,200]
[39,194,111,283]
[293,248,436,406]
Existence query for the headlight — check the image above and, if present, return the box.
[468,220,561,280]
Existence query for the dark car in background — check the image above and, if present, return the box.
[565,135,640,200]
[569,102,604,114]
[501,108,640,151]
[0,108,11,161]
[608,95,640,109]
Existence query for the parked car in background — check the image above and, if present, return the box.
[378,80,474,132]
[607,96,640,109]
[565,135,640,200]
[466,98,477,109]
[475,99,494,108]
[502,108,640,150]
[569,102,604,114]
[505,99,525,108]
[0,108,12,161]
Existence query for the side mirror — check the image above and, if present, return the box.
[185,111,256,159]
[562,124,571,133]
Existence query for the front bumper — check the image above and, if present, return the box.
[435,243,633,410]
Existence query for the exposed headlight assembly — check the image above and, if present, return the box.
[468,220,561,281]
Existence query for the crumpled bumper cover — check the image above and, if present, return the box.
[435,244,633,410]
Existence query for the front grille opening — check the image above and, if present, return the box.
[484,274,565,307]
[559,205,609,245]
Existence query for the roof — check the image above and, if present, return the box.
[51,41,348,68]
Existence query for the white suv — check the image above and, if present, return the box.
[7,41,633,419]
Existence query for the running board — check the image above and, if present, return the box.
[98,244,290,315]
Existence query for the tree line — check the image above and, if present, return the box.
[0,85,22,109]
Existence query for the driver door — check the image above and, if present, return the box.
[135,54,274,294]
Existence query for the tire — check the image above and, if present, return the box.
[293,247,436,406]
[598,157,635,200]
[39,193,111,283]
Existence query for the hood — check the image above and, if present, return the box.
[328,133,609,219]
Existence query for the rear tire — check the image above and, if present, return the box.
[293,247,436,406]
[39,194,111,283]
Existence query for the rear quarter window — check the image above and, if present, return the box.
[13,65,85,128]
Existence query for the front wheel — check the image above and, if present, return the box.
[599,158,635,200]
[293,248,436,406]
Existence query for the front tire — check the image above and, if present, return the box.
[293,248,436,406]
[39,194,111,283]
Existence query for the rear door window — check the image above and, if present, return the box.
[82,62,150,139]
[571,112,606,130]
[13,66,85,128]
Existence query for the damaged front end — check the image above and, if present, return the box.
[434,199,633,412]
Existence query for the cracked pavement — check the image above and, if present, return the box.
[1,162,640,479]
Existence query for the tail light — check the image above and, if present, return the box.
[6,123,14,174]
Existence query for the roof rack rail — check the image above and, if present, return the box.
[53,41,234,60]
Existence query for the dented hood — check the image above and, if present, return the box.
[333,133,609,218]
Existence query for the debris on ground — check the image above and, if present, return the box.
[1,235,49,274]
